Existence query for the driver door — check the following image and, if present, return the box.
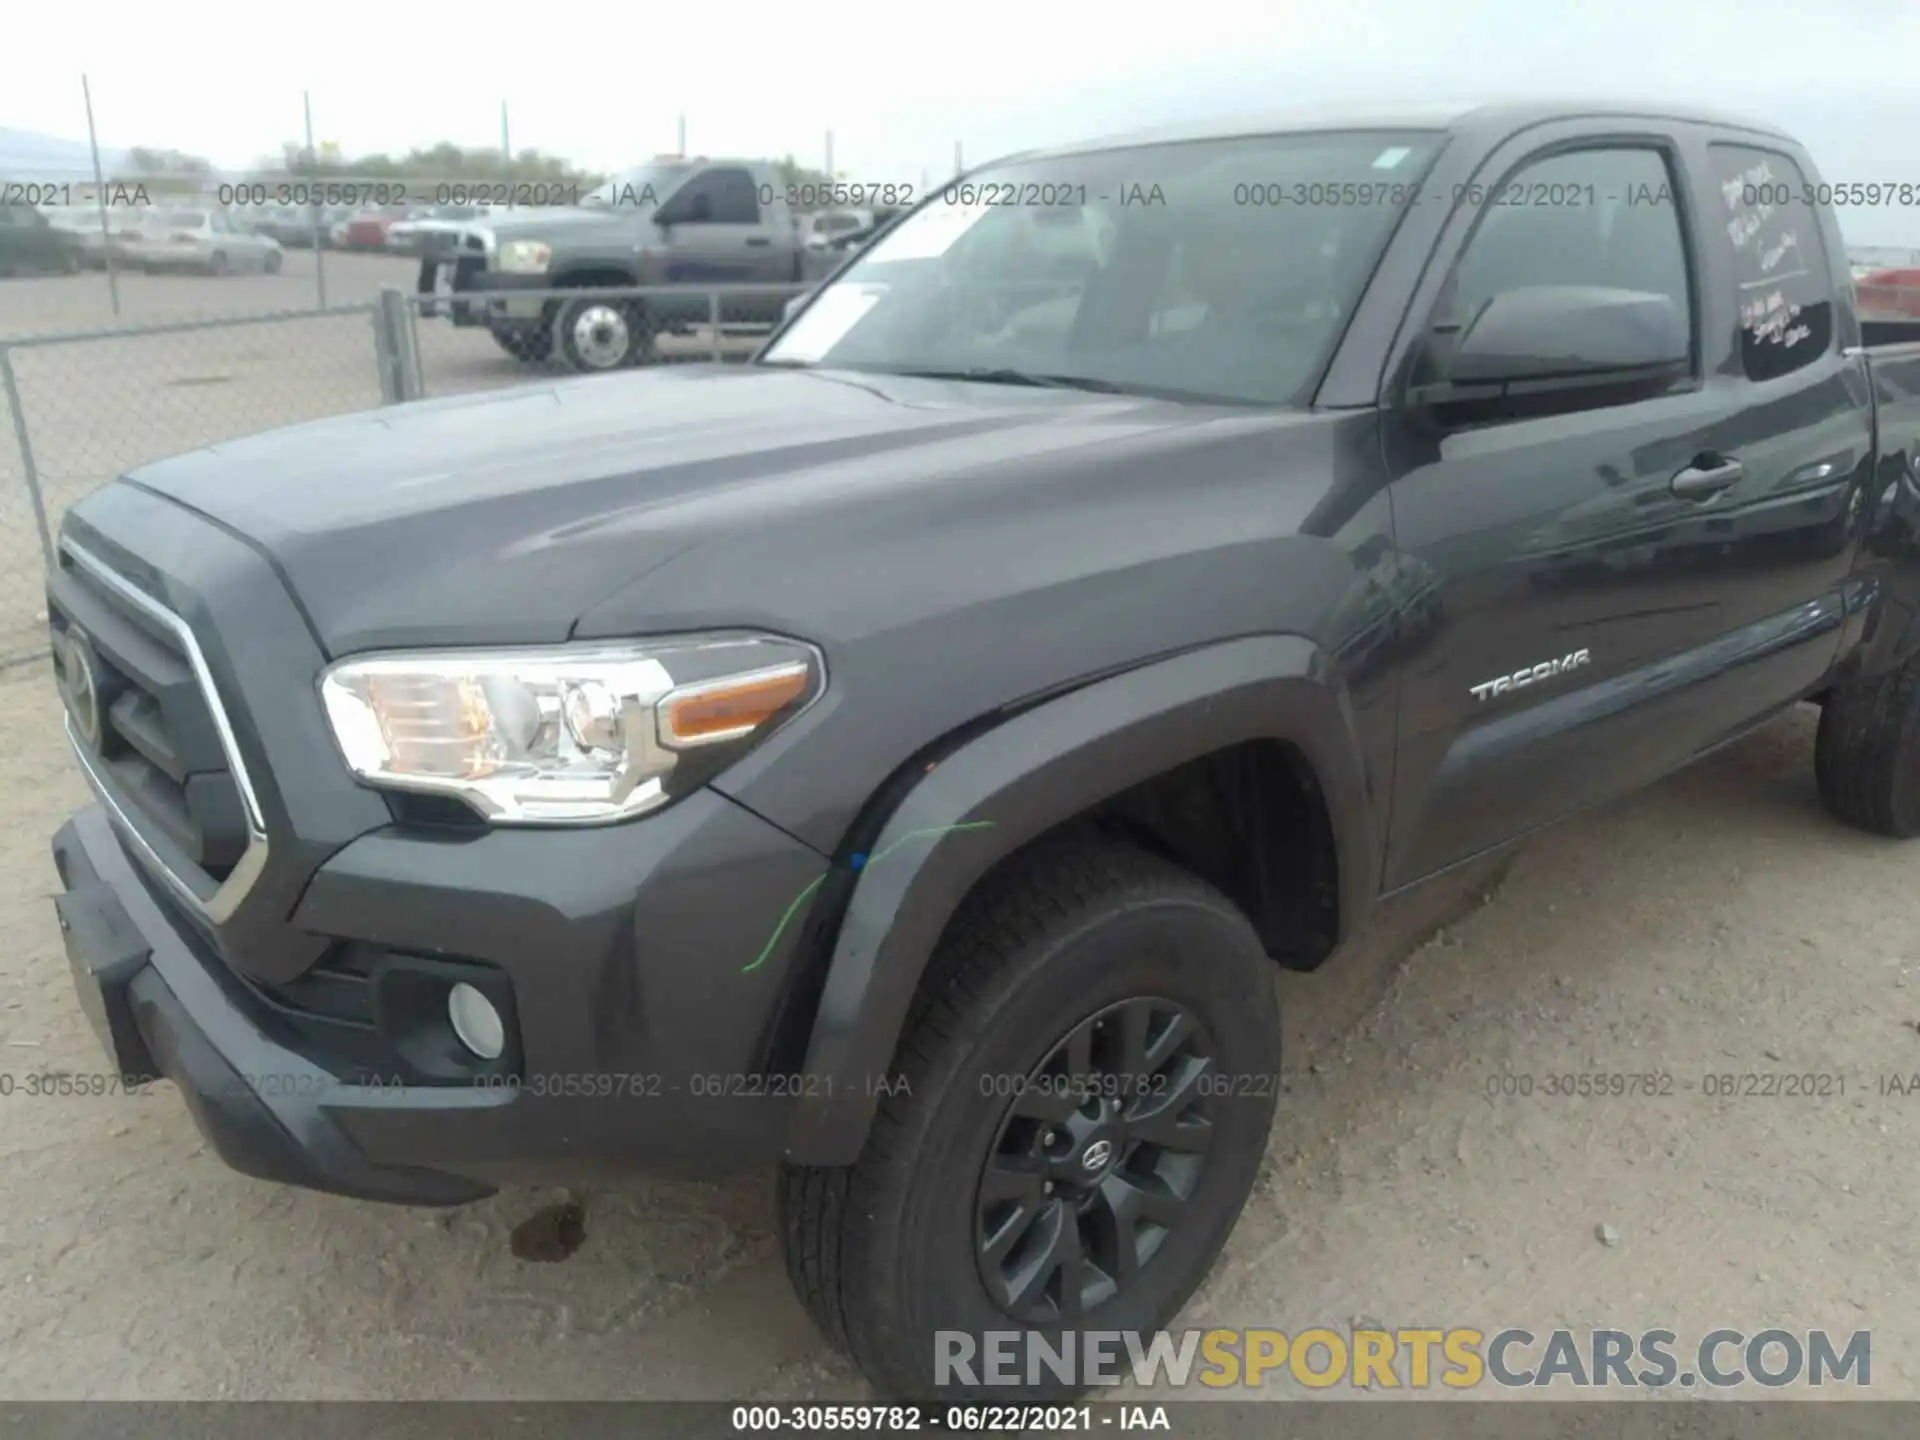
[656,167,762,284]
[1379,131,1859,888]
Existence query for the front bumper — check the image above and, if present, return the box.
[417,262,549,326]
[53,778,830,1204]
[55,806,491,1204]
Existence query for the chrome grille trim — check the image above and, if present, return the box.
[59,538,270,924]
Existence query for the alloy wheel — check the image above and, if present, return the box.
[973,996,1216,1323]
[569,304,631,369]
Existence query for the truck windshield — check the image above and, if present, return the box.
[762,131,1439,405]
[580,162,694,210]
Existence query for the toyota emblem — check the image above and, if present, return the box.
[59,628,103,750]
[1080,1139,1113,1171]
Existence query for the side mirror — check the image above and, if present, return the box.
[782,292,808,323]
[1419,285,1688,405]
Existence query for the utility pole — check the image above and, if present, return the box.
[304,90,326,308]
[677,114,687,155]
[79,73,119,317]
[500,101,511,174]
[824,129,835,179]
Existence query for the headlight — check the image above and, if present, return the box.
[319,635,822,825]
[495,239,552,274]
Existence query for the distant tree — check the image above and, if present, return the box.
[256,141,601,195]
[775,154,837,211]
[116,145,212,195]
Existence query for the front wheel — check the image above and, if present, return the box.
[552,295,653,372]
[779,835,1281,1402]
[490,325,554,363]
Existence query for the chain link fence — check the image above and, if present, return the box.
[405,282,806,396]
[0,281,809,666]
[13,270,1918,669]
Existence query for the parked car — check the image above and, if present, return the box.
[800,207,873,250]
[243,204,313,248]
[137,208,284,274]
[45,99,1920,1405]
[340,206,411,252]
[417,157,809,368]
[37,210,117,274]
[0,204,83,276]
[1855,267,1920,319]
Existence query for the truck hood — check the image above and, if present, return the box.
[118,366,1240,655]
[477,207,648,241]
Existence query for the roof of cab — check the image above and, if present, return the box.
[996,97,1794,166]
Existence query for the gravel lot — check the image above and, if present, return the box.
[2,249,1918,1412]
[3,654,1918,1400]
[0,251,770,662]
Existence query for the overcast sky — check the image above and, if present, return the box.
[10,0,1920,243]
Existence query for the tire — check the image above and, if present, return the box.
[490,326,554,363]
[778,834,1281,1402]
[552,294,653,372]
[264,250,282,274]
[1815,653,1920,836]
[208,252,229,277]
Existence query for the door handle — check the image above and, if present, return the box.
[745,237,771,247]
[1670,456,1744,501]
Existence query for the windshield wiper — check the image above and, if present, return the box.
[886,367,1129,394]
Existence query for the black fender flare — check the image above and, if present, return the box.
[781,634,1378,1166]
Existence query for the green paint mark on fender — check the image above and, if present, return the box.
[741,820,997,974]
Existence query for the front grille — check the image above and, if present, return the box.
[423,231,486,261]
[48,541,264,918]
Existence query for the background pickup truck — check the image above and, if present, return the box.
[417,157,825,369]
[43,100,1920,1405]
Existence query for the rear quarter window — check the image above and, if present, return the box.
[1706,145,1835,382]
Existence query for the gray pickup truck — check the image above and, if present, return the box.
[418,158,826,370]
[47,98,1920,1404]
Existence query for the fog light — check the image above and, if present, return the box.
[447,982,505,1060]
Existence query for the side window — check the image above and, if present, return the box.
[1706,145,1835,382]
[661,171,718,224]
[1444,147,1692,340]
[663,170,754,224]
[710,169,760,224]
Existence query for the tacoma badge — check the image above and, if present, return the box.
[1470,648,1591,703]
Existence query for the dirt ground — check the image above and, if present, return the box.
[1,650,1915,1402]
